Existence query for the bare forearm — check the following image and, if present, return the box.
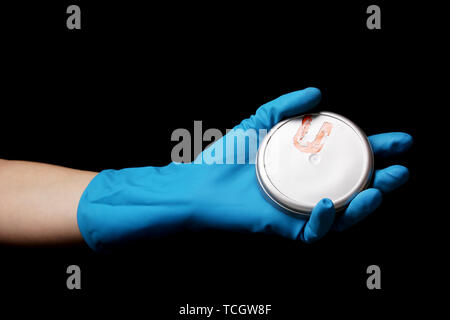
[0,159,97,245]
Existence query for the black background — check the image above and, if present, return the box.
[1,1,434,318]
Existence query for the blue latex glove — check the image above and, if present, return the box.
[77,88,412,251]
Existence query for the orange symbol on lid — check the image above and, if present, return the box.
[293,115,333,154]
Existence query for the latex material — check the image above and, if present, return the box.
[77,88,412,251]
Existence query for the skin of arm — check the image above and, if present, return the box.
[0,159,97,245]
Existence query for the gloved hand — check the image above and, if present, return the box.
[77,88,412,251]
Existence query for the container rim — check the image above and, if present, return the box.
[255,111,374,217]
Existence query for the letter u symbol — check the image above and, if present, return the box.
[293,116,333,154]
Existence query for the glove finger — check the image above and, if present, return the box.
[239,87,322,131]
[299,198,335,243]
[368,132,413,158]
[333,188,382,232]
[372,165,410,194]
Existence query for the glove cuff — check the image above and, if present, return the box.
[77,164,193,251]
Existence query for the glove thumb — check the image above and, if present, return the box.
[239,87,322,131]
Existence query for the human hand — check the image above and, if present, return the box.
[178,88,412,243]
[77,88,412,251]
